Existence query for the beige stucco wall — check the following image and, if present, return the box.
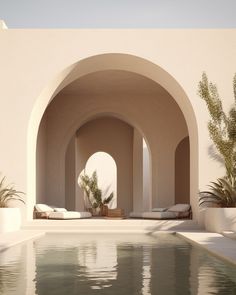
[0,27,235,221]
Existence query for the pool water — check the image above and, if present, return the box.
[0,233,236,295]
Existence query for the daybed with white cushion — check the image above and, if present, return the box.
[34,204,92,219]
[129,204,191,219]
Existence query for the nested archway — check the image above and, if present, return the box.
[30,53,198,220]
[73,116,135,214]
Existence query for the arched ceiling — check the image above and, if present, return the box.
[60,70,169,97]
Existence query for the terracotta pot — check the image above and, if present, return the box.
[91,207,101,216]
[101,205,108,216]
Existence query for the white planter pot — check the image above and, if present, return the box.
[204,208,236,233]
[0,208,21,233]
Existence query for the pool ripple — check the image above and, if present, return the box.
[0,234,236,294]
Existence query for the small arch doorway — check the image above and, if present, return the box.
[80,152,117,209]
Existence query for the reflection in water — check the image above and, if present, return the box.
[0,244,28,295]
[0,234,236,294]
[77,240,117,289]
[142,246,151,295]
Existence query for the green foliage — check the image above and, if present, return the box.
[0,176,25,208]
[79,171,114,209]
[103,192,114,205]
[199,178,236,207]
[198,73,236,207]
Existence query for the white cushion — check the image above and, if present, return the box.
[129,212,143,218]
[142,211,178,219]
[35,204,54,212]
[54,208,67,212]
[48,211,92,219]
[152,208,167,212]
[167,204,190,212]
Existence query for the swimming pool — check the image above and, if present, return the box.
[0,233,236,294]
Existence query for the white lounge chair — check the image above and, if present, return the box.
[34,204,92,219]
[129,204,191,219]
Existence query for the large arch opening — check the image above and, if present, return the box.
[30,53,198,220]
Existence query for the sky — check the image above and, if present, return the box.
[0,0,236,28]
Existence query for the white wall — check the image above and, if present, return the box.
[1,29,235,220]
[143,139,151,211]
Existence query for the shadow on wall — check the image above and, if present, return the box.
[175,136,190,205]
[208,144,224,167]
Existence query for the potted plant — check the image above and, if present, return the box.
[0,175,25,233]
[79,171,114,216]
[198,73,236,232]
[199,178,236,208]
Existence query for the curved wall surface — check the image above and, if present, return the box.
[1,29,235,220]
[36,70,188,215]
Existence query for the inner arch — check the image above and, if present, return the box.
[80,152,117,210]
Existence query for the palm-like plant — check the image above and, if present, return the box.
[0,176,25,208]
[199,178,236,207]
[198,73,236,207]
[79,171,114,209]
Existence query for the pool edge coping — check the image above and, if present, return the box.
[177,231,236,266]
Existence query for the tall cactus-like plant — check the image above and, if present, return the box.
[198,73,236,206]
